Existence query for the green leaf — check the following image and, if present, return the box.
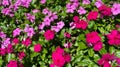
[88,48,94,57]
[99,47,107,55]
[77,42,87,50]
[109,46,115,54]
[115,50,120,58]
[88,21,94,29]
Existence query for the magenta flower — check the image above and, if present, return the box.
[64,32,71,38]
[42,8,49,15]
[1,8,14,17]
[0,31,6,38]
[34,44,42,52]
[82,0,90,4]
[7,44,13,53]
[86,31,101,44]
[77,6,86,15]
[44,30,55,40]
[22,37,31,47]
[0,48,6,56]
[18,51,26,60]
[64,42,72,48]
[70,22,76,29]
[87,11,98,20]
[2,0,10,6]
[24,25,35,37]
[7,60,18,67]
[1,38,11,49]
[12,38,19,45]
[93,41,103,51]
[25,13,35,23]
[39,22,45,30]
[43,16,51,26]
[111,3,120,15]
[20,0,32,8]
[13,28,21,37]
[32,9,40,13]
[51,26,60,32]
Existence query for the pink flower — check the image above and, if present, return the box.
[12,38,19,45]
[20,0,32,8]
[93,41,103,51]
[42,8,49,15]
[57,21,65,29]
[73,16,79,22]
[111,3,120,15]
[32,9,40,13]
[95,0,103,8]
[44,30,55,40]
[22,37,31,47]
[43,16,51,26]
[82,0,90,4]
[25,13,35,23]
[103,62,111,67]
[64,32,71,38]
[70,22,76,29]
[107,30,120,45]
[18,51,26,60]
[13,28,21,37]
[87,11,98,20]
[51,26,60,32]
[24,25,35,37]
[7,44,13,53]
[40,0,46,4]
[98,5,112,17]
[2,0,10,6]
[116,58,120,64]
[64,42,72,48]
[0,31,6,38]
[1,38,11,49]
[34,44,42,52]
[77,6,86,15]
[86,31,101,44]
[1,8,14,17]
[39,22,45,30]
[7,60,18,67]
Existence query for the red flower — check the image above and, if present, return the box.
[87,11,98,20]
[44,30,55,40]
[18,51,26,60]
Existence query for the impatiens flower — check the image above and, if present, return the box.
[7,60,18,67]
[7,44,13,53]
[64,42,72,48]
[98,5,112,17]
[77,6,86,15]
[51,26,60,32]
[42,8,49,15]
[32,9,40,13]
[44,30,55,40]
[51,47,71,67]
[82,0,90,4]
[39,22,45,30]
[111,3,120,15]
[64,32,71,38]
[0,48,6,56]
[95,0,103,8]
[43,16,51,26]
[1,38,11,49]
[12,38,19,45]
[107,30,120,45]
[73,16,79,22]
[70,22,76,29]
[22,37,31,47]
[48,12,58,21]
[24,25,35,37]
[40,0,46,4]
[98,53,115,67]
[57,21,65,29]
[20,0,32,8]
[1,8,14,17]
[75,20,88,30]
[2,0,10,6]
[34,44,42,52]
[86,31,101,44]
[13,28,21,37]
[93,41,103,51]
[87,11,98,20]
[0,31,6,38]
[25,13,35,23]
[18,51,26,60]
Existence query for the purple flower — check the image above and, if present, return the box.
[49,12,58,21]
[32,9,40,13]
[1,8,14,17]
[40,0,46,4]
[82,0,90,4]
[111,3,120,15]
[25,13,35,23]
[0,31,6,38]
[57,21,65,29]
[95,0,103,8]
[13,28,21,37]
[66,3,76,13]
[77,6,86,15]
